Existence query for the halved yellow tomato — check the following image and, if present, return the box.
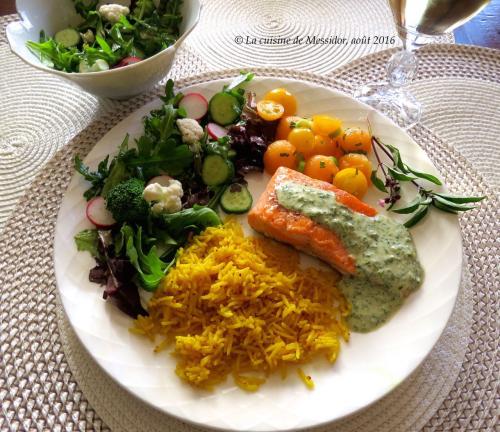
[257,100,285,121]
[263,88,297,116]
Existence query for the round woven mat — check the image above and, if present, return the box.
[1,63,499,431]
[189,0,452,74]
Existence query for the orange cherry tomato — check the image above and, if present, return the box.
[275,116,302,140]
[333,168,368,199]
[311,115,342,138]
[341,128,372,154]
[287,128,315,158]
[263,88,297,116]
[257,100,285,121]
[312,134,337,157]
[263,140,297,175]
[304,155,339,183]
[331,134,345,160]
[339,153,373,183]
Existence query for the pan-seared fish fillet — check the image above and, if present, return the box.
[248,167,377,274]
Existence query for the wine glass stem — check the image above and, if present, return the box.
[386,33,420,89]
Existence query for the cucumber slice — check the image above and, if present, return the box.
[209,92,241,126]
[220,184,253,214]
[55,28,81,48]
[202,154,234,186]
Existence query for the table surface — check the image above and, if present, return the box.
[1,0,499,48]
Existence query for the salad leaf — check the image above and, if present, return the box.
[132,0,156,20]
[120,225,175,291]
[74,155,110,200]
[74,229,100,258]
[101,135,133,197]
[73,0,99,19]
[156,205,222,239]
[27,34,81,72]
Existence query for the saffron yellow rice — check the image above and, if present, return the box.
[133,219,349,391]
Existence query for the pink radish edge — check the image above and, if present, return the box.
[179,93,208,120]
[207,122,229,140]
[86,196,116,229]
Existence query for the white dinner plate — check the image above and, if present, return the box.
[54,77,462,431]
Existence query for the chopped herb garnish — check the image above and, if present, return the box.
[329,128,341,138]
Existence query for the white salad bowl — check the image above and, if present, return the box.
[6,0,201,99]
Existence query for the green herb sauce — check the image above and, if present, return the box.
[275,182,424,332]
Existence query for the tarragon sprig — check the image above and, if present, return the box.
[370,136,485,228]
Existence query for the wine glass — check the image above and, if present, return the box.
[354,0,491,129]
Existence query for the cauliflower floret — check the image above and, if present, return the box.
[99,4,130,24]
[176,118,204,145]
[81,29,95,44]
[142,179,183,214]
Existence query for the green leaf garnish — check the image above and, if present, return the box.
[387,167,417,182]
[403,205,429,228]
[370,170,387,193]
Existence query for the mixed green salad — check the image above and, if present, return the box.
[27,0,183,73]
[74,73,280,317]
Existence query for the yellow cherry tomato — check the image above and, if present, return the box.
[264,88,298,116]
[275,116,302,140]
[341,127,372,154]
[339,153,373,183]
[333,168,368,198]
[311,115,342,138]
[287,128,315,158]
[257,100,285,121]
[304,155,339,183]
[294,118,313,129]
[263,140,297,175]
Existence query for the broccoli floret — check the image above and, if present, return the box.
[106,178,150,224]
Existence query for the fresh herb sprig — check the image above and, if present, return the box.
[370,136,485,228]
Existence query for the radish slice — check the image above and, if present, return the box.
[114,56,142,68]
[147,175,172,187]
[86,196,116,228]
[179,93,208,120]
[207,122,229,140]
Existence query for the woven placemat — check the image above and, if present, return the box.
[189,0,452,74]
[0,7,498,432]
[1,63,498,432]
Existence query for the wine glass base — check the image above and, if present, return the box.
[354,82,422,130]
